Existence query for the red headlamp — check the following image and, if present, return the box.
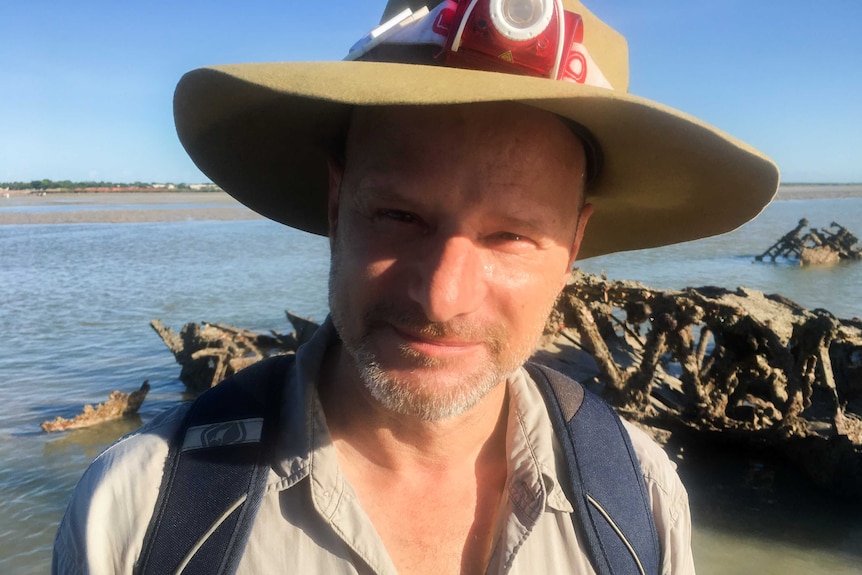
[438,0,587,82]
[344,0,606,181]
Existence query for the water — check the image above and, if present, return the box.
[1,197,860,573]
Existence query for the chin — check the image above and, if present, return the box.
[362,361,504,421]
[349,340,512,421]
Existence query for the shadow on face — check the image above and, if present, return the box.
[323,103,595,419]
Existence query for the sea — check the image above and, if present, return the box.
[1,195,861,574]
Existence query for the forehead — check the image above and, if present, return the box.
[343,103,587,202]
[341,103,587,237]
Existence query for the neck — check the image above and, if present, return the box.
[318,342,511,574]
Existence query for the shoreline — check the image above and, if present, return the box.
[1,186,861,226]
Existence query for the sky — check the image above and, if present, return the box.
[1,0,860,184]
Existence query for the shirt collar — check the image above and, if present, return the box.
[269,316,337,488]
[506,368,574,516]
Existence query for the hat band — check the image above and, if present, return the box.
[346,1,613,89]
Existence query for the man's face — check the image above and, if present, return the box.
[327,103,591,420]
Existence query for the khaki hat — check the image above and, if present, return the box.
[173,0,780,259]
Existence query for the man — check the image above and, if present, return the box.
[54,1,779,574]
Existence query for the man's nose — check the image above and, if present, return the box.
[407,235,487,323]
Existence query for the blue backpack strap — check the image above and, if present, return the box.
[525,362,661,575]
[135,354,294,575]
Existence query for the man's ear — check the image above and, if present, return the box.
[327,156,344,244]
[564,202,593,282]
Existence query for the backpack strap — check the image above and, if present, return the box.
[135,354,294,575]
[524,362,661,575]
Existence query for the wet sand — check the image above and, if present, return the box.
[0,192,262,225]
[1,185,860,225]
[774,184,862,200]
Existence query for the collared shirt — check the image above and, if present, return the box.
[53,319,695,574]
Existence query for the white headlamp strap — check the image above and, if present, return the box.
[550,0,566,81]
[345,1,613,90]
[345,4,449,60]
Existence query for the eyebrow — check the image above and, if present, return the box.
[489,213,570,247]
[494,214,546,234]
[346,176,427,221]
[351,176,425,209]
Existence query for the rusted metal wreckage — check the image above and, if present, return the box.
[147,272,862,497]
[756,219,861,265]
[148,312,318,393]
[41,381,150,432]
[541,270,862,497]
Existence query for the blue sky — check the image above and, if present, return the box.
[2,1,860,184]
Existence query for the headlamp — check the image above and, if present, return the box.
[346,1,602,86]
[445,0,581,82]
[344,0,607,182]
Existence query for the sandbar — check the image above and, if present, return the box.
[775,184,862,200]
[0,192,262,225]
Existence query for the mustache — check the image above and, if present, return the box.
[364,301,506,350]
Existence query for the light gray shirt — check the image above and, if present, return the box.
[53,319,695,574]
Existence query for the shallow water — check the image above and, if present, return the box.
[1,197,860,573]
[577,198,862,320]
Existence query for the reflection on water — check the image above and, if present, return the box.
[680,441,862,574]
[693,527,860,575]
[43,417,143,458]
[1,198,861,573]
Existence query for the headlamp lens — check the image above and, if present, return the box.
[502,0,544,29]
[491,0,554,41]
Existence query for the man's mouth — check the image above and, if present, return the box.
[385,324,485,359]
[359,302,505,361]
[392,324,480,346]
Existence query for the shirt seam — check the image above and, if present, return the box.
[511,402,545,519]
[641,470,683,525]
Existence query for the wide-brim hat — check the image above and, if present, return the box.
[173,0,779,259]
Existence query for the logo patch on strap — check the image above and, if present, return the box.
[181,418,264,451]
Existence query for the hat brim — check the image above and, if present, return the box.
[174,61,779,259]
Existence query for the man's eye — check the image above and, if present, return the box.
[497,232,525,242]
[379,210,417,224]
[493,231,532,244]
[486,231,537,252]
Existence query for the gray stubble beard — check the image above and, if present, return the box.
[346,340,504,421]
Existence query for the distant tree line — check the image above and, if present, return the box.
[0,180,217,191]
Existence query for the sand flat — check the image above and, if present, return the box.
[0,191,262,225]
[775,184,862,200]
